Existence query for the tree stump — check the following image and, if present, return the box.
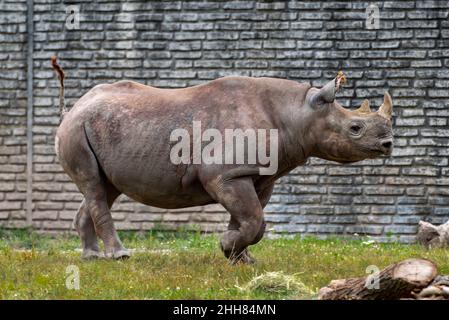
[417,220,449,248]
[318,258,438,300]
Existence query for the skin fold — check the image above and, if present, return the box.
[52,59,394,263]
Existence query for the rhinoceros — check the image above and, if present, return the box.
[51,57,393,263]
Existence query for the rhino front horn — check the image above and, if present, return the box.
[378,92,393,120]
[310,71,346,106]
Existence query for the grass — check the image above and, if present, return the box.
[0,228,448,300]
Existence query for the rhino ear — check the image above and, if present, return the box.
[356,99,371,114]
[310,71,346,107]
[378,92,393,119]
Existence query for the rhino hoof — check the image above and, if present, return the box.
[82,249,105,260]
[229,250,256,265]
[105,249,131,260]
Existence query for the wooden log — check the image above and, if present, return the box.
[417,220,449,248]
[318,258,438,300]
[414,275,449,300]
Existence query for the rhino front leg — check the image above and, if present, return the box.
[205,176,264,264]
[224,218,266,264]
[230,183,271,263]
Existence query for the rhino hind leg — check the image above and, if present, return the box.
[74,199,103,259]
[74,184,122,259]
[85,194,129,259]
[58,126,129,259]
[205,176,264,264]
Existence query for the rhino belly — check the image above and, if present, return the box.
[84,113,215,209]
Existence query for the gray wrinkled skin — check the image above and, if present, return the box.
[54,74,394,263]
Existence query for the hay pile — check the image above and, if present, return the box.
[239,271,315,297]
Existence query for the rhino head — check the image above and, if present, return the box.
[304,72,394,164]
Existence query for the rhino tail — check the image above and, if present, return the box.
[50,56,67,121]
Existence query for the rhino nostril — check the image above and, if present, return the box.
[382,141,392,149]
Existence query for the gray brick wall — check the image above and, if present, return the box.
[0,0,28,227]
[1,0,448,242]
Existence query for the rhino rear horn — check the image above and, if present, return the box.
[356,99,371,114]
[310,71,346,106]
[378,92,393,120]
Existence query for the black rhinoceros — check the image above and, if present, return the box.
[51,57,393,263]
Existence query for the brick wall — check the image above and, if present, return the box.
[1,0,448,242]
[0,0,28,226]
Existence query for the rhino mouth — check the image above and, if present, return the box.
[367,148,391,157]
[365,139,393,157]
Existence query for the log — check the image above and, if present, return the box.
[318,258,438,300]
[417,220,449,248]
[414,275,449,300]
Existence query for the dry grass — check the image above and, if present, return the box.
[0,228,448,299]
[237,271,315,298]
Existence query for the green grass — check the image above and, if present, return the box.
[0,228,448,300]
